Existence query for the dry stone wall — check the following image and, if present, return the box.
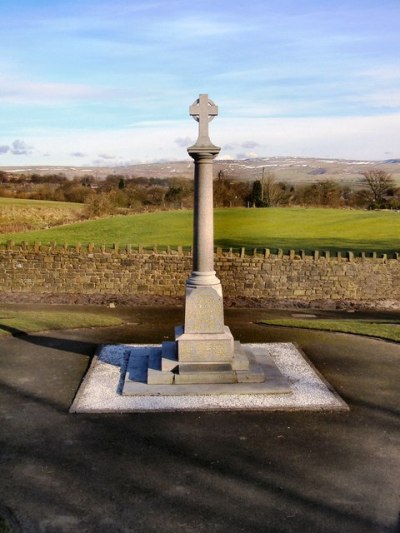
[0,243,399,309]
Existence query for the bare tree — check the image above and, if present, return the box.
[261,169,287,206]
[361,169,395,208]
[297,180,343,207]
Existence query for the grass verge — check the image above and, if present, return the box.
[259,318,400,343]
[0,310,123,337]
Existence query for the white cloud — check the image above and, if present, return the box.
[241,141,261,149]
[174,136,194,147]
[217,153,235,160]
[0,139,34,156]
[357,90,400,109]
[11,139,33,155]
[1,113,399,165]
[213,114,400,160]
[358,67,400,83]
[236,151,258,160]
[0,75,110,105]
[98,153,116,160]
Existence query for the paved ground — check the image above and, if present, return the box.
[0,306,399,533]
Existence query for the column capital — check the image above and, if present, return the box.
[187,144,220,161]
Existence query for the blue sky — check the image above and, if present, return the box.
[1,0,399,165]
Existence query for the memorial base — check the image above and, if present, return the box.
[123,343,291,394]
[125,283,270,386]
[140,332,266,385]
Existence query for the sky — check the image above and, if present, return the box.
[0,0,399,166]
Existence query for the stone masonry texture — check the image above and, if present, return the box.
[0,243,399,309]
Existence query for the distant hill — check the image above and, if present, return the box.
[2,156,400,186]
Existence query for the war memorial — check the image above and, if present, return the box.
[70,95,346,413]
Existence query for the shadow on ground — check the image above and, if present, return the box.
[0,306,399,532]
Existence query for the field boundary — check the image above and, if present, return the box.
[0,243,399,310]
[1,240,399,260]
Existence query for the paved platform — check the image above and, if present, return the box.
[70,342,347,412]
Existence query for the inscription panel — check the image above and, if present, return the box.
[184,286,225,333]
[178,338,234,362]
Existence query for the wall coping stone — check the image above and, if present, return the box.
[1,241,399,262]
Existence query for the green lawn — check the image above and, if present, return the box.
[0,309,123,336]
[260,318,400,343]
[1,207,399,254]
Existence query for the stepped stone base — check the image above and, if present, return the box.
[122,343,291,395]
[123,285,274,388]
[124,332,267,387]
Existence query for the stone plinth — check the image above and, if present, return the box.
[176,326,234,362]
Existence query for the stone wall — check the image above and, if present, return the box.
[0,243,399,309]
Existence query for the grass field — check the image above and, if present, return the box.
[260,318,400,343]
[0,309,123,337]
[1,206,399,254]
[0,197,83,234]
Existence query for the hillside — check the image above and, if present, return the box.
[3,156,400,186]
[1,207,399,255]
[0,197,84,234]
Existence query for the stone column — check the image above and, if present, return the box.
[186,149,221,292]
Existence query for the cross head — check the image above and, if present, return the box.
[189,94,218,143]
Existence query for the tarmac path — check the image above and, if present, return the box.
[0,306,399,532]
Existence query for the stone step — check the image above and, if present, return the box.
[148,367,174,385]
[126,347,162,383]
[179,363,233,373]
[175,369,237,385]
[161,341,178,372]
[176,362,236,384]
[232,341,250,371]
[236,366,265,383]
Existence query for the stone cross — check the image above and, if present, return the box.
[189,94,218,146]
[122,93,282,390]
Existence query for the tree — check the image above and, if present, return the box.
[214,173,238,207]
[145,185,166,207]
[81,175,96,187]
[0,171,9,183]
[83,192,114,217]
[361,169,395,209]
[165,185,184,207]
[57,182,92,203]
[261,170,288,206]
[248,180,266,207]
[295,180,343,207]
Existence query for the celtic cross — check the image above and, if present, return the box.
[189,94,218,145]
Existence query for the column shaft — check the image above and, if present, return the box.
[193,155,214,273]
